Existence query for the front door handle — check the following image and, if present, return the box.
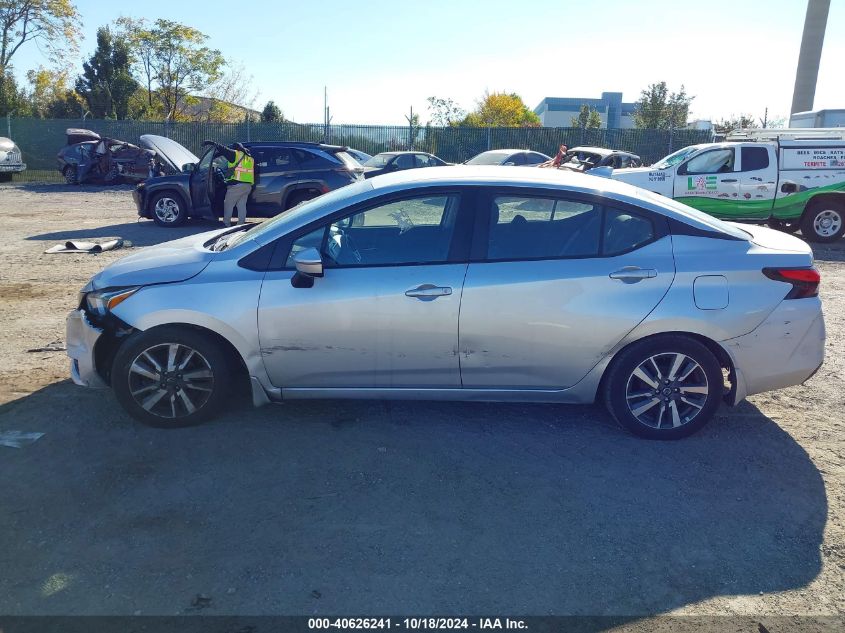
[405,284,452,301]
[609,267,657,283]
[720,178,738,183]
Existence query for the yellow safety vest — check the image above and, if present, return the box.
[228,150,255,184]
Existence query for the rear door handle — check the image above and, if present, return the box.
[720,178,738,183]
[609,267,657,283]
[405,284,452,300]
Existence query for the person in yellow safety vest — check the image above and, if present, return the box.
[212,141,255,226]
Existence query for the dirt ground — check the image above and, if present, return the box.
[0,183,844,622]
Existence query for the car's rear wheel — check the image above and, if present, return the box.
[284,190,319,210]
[0,172,12,183]
[604,335,723,439]
[151,191,187,227]
[63,165,79,185]
[112,327,231,428]
[800,202,845,243]
[768,218,800,234]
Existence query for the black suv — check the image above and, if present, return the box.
[134,141,364,227]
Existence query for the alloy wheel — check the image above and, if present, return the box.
[813,209,843,238]
[625,352,709,429]
[154,197,181,224]
[127,343,214,419]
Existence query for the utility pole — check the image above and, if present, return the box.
[404,106,416,150]
[323,86,333,142]
[762,107,769,129]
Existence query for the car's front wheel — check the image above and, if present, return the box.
[111,327,231,428]
[151,192,187,227]
[604,335,723,439]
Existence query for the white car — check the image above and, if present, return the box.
[0,137,26,181]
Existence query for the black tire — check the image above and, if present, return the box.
[150,191,188,227]
[111,326,231,428]
[767,218,800,234]
[63,165,79,185]
[0,172,12,183]
[603,335,723,440]
[800,201,845,243]
[284,190,319,210]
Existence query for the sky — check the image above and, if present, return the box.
[9,0,845,125]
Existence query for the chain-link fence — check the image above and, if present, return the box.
[3,116,713,182]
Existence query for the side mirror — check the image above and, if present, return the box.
[781,181,798,194]
[182,163,196,173]
[294,247,324,278]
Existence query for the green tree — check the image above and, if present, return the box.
[75,27,139,119]
[426,96,465,126]
[26,65,80,117]
[0,69,27,116]
[460,91,540,127]
[114,17,156,108]
[571,104,602,129]
[0,0,81,115]
[261,100,283,122]
[148,19,224,120]
[633,82,693,129]
[713,114,757,135]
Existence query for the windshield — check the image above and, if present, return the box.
[364,153,394,168]
[224,179,373,249]
[466,152,510,165]
[140,135,200,170]
[652,146,701,170]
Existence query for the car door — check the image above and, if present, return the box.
[459,190,675,389]
[737,144,778,219]
[673,147,740,216]
[257,189,473,389]
[189,146,216,215]
[250,147,296,214]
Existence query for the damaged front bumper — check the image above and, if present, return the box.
[66,309,108,389]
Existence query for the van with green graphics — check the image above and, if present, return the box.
[610,128,845,242]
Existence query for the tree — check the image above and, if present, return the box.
[26,65,81,117]
[0,0,81,115]
[200,62,258,122]
[633,82,694,129]
[0,69,27,116]
[75,27,138,119]
[261,100,283,123]
[114,17,156,108]
[713,114,757,135]
[148,19,224,120]
[460,91,540,127]
[426,96,465,126]
[571,104,602,129]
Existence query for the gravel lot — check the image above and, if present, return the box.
[0,183,844,620]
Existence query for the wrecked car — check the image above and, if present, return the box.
[57,129,197,185]
[560,146,642,171]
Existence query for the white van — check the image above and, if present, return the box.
[611,128,845,242]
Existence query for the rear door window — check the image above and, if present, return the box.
[294,149,336,169]
[741,146,769,171]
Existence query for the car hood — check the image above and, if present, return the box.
[139,135,200,172]
[90,227,234,289]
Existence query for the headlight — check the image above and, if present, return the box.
[83,287,139,316]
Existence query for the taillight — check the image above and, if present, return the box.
[763,267,820,299]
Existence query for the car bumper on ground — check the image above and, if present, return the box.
[722,299,825,404]
[66,309,108,389]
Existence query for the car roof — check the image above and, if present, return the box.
[243,141,347,152]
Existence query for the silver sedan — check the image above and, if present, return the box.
[67,167,825,439]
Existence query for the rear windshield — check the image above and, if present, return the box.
[364,154,393,167]
[466,152,510,165]
[638,190,751,239]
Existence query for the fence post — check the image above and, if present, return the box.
[6,114,10,138]
[486,127,491,150]
[247,115,251,142]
